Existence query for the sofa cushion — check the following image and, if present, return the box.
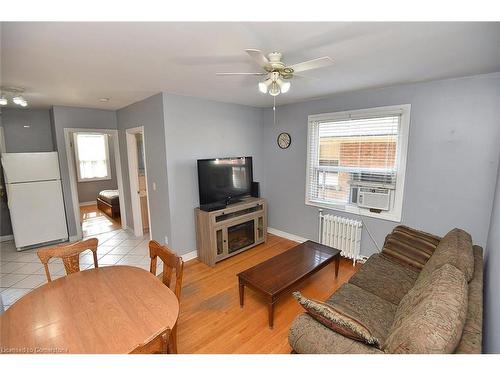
[383,264,468,354]
[417,228,474,283]
[348,253,419,305]
[323,283,397,347]
[381,225,442,270]
[392,225,442,245]
[382,233,435,270]
[293,291,378,345]
[289,313,383,354]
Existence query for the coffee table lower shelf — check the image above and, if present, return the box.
[237,240,341,329]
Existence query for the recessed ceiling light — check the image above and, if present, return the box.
[99,98,110,103]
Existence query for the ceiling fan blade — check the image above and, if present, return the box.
[216,72,267,76]
[245,49,271,69]
[288,57,334,73]
[292,73,318,80]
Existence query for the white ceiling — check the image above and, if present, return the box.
[1,22,500,110]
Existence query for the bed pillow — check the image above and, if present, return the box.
[293,291,379,346]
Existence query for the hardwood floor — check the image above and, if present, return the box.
[80,204,121,237]
[177,234,361,354]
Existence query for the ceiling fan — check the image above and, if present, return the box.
[216,49,334,96]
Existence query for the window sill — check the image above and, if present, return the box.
[305,199,402,223]
[78,176,112,183]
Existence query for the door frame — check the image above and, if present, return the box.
[126,126,151,238]
[0,126,5,153]
[0,125,11,242]
[64,128,127,240]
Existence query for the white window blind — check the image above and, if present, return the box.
[306,105,410,222]
[73,133,111,182]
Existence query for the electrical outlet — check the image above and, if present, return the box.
[164,236,168,245]
[152,182,157,191]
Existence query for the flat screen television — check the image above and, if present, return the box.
[197,156,253,205]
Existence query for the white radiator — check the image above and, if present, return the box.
[319,211,362,264]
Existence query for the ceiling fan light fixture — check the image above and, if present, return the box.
[269,82,280,97]
[258,78,273,94]
[258,81,268,94]
[277,78,291,94]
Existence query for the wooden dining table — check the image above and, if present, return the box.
[0,265,179,354]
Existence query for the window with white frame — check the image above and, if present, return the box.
[73,132,111,182]
[305,105,410,222]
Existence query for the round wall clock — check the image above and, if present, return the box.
[277,132,291,149]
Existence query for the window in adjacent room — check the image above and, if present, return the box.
[305,104,411,222]
[73,132,111,182]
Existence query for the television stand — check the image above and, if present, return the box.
[225,197,242,205]
[195,197,267,267]
[200,201,226,212]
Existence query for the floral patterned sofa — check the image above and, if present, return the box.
[288,226,483,354]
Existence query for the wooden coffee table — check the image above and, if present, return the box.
[237,240,341,328]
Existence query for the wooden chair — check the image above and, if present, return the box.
[37,238,99,282]
[129,327,171,354]
[148,240,184,354]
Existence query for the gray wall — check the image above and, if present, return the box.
[1,109,54,236]
[162,93,264,254]
[262,73,500,257]
[116,93,171,244]
[2,108,54,152]
[484,161,500,353]
[70,131,119,203]
[51,106,118,237]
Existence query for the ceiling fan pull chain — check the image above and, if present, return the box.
[273,96,276,125]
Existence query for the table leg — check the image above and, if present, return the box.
[268,301,275,329]
[335,255,340,278]
[239,280,245,307]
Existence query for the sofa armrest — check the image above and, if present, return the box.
[455,245,483,354]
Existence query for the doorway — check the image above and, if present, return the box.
[126,127,151,237]
[64,128,127,240]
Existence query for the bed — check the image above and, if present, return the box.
[97,190,121,219]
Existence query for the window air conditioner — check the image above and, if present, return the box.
[357,187,391,211]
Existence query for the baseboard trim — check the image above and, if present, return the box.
[182,250,198,262]
[79,201,97,207]
[0,234,14,242]
[267,227,309,243]
[267,227,369,263]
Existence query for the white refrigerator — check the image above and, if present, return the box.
[1,152,68,250]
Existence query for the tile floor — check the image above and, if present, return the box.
[0,228,161,311]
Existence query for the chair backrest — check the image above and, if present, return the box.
[130,327,171,354]
[37,238,99,282]
[148,240,184,300]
